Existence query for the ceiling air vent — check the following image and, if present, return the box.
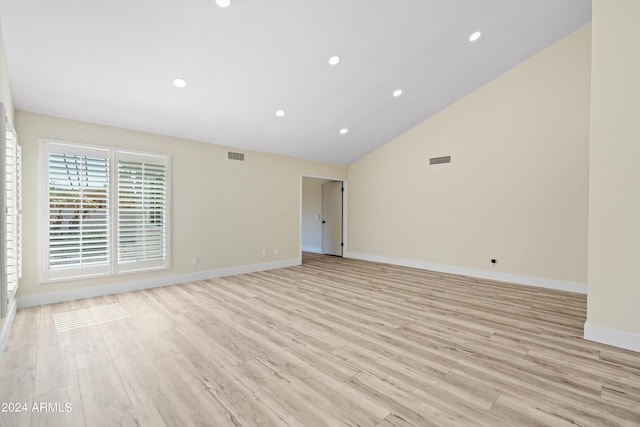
[429,155,451,165]
[228,151,245,161]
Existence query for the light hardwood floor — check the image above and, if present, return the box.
[1,253,639,426]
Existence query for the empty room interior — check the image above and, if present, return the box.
[1,0,639,426]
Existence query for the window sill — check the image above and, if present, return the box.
[40,264,171,285]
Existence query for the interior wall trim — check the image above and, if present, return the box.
[584,322,640,353]
[17,258,301,309]
[346,252,587,294]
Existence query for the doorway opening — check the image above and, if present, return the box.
[300,175,347,261]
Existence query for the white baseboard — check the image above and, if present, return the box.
[0,298,17,355]
[346,252,586,294]
[17,258,301,309]
[584,322,640,353]
[302,245,322,254]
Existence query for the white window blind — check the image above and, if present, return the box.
[48,151,110,275]
[2,104,22,318]
[5,124,21,297]
[117,152,168,272]
[16,143,22,282]
[42,141,170,282]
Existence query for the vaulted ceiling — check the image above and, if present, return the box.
[0,0,590,165]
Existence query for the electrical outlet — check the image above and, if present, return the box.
[262,249,267,257]
[192,257,199,265]
[274,249,279,256]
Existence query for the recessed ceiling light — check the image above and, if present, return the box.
[216,0,231,7]
[469,31,482,42]
[275,110,285,117]
[173,78,187,88]
[339,128,349,135]
[328,56,341,66]
[393,89,403,97]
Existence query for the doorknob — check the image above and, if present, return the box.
[322,220,326,223]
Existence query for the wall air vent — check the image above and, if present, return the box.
[429,155,451,165]
[228,151,245,161]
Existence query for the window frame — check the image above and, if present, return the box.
[41,139,171,283]
[116,150,171,274]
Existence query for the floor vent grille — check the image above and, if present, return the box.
[53,303,131,333]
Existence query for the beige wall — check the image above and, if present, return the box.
[348,25,591,284]
[0,19,13,123]
[16,111,346,298]
[302,178,331,253]
[588,0,640,337]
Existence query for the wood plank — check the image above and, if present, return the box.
[2,252,640,426]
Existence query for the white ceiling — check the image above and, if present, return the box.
[0,0,590,165]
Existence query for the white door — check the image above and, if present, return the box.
[322,181,343,256]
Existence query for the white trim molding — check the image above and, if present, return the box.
[0,298,17,355]
[584,322,640,353]
[18,258,301,309]
[346,252,587,294]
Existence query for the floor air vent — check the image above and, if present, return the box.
[429,155,451,165]
[53,303,131,333]
[228,151,245,161]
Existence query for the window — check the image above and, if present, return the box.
[48,146,110,277]
[6,129,22,295]
[42,140,170,282]
[1,104,21,318]
[117,152,168,272]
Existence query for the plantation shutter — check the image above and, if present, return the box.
[16,143,22,282]
[5,121,21,298]
[117,152,168,272]
[46,144,110,280]
[1,104,21,318]
[43,141,170,281]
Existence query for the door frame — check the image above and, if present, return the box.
[300,174,348,259]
